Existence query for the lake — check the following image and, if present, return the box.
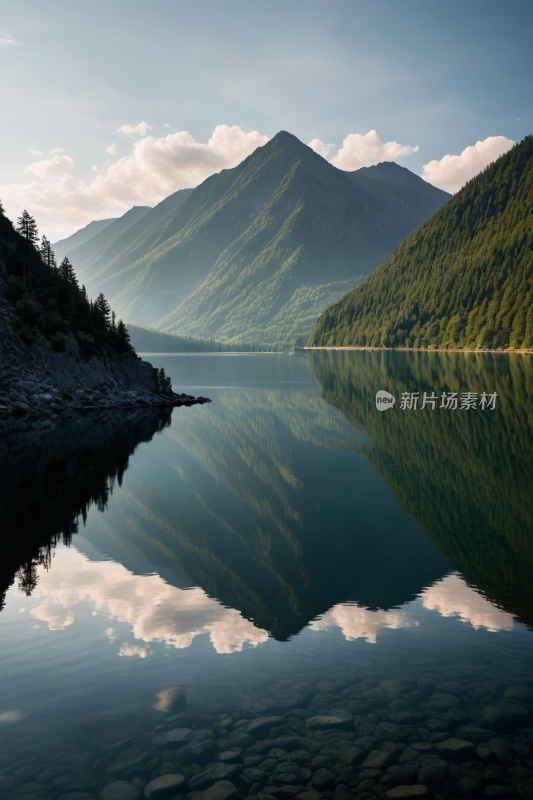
[1,350,532,800]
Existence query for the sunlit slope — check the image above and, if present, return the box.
[51,218,117,264]
[309,349,533,625]
[310,135,533,349]
[85,132,449,343]
[76,188,193,289]
[63,206,151,277]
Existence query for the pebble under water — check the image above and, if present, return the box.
[1,352,532,800]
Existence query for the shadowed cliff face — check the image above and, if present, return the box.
[0,407,173,610]
[309,349,533,627]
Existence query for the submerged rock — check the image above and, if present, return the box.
[144,773,187,798]
[100,781,143,800]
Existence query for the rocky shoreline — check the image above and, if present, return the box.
[0,317,210,421]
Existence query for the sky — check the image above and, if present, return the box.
[1,0,532,240]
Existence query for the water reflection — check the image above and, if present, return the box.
[2,351,530,641]
[309,349,533,626]
[24,544,267,653]
[1,353,532,800]
[0,407,173,609]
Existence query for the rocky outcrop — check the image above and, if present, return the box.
[0,268,210,418]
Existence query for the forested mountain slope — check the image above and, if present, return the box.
[310,135,533,350]
[81,131,449,346]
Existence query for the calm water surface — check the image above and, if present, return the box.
[1,351,532,800]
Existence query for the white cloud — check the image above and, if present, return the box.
[30,600,75,630]
[105,143,118,155]
[163,123,171,129]
[118,121,154,138]
[23,544,269,655]
[310,603,412,643]
[50,148,64,154]
[91,165,97,172]
[309,573,514,643]
[421,573,514,632]
[28,149,43,157]
[2,124,269,238]
[0,31,22,46]
[24,153,74,180]
[313,130,419,171]
[308,138,335,159]
[119,643,149,658]
[421,136,515,193]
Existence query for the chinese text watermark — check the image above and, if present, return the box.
[376,390,498,411]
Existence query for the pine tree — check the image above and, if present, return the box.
[94,292,111,329]
[117,319,134,354]
[59,256,78,288]
[0,198,4,215]
[16,209,39,245]
[16,209,39,280]
[40,235,57,270]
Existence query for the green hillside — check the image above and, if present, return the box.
[76,131,449,346]
[309,135,533,350]
[0,208,135,357]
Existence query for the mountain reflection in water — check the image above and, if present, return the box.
[309,349,533,628]
[2,350,530,645]
[1,352,532,800]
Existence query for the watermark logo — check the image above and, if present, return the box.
[375,390,396,411]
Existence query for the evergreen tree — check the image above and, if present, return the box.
[117,319,135,354]
[58,256,78,288]
[16,209,39,246]
[94,292,111,329]
[0,198,4,215]
[40,235,57,270]
[16,209,39,280]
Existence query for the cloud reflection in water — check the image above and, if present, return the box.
[24,549,514,654]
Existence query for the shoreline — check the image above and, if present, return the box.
[299,346,533,355]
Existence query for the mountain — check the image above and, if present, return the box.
[51,218,117,263]
[59,205,152,280]
[77,131,450,346]
[309,135,533,350]
[71,187,193,289]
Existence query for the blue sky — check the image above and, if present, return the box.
[1,0,531,238]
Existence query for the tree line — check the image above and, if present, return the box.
[0,204,136,356]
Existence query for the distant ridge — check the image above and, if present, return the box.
[309,135,533,350]
[52,218,117,263]
[73,188,193,289]
[62,206,152,281]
